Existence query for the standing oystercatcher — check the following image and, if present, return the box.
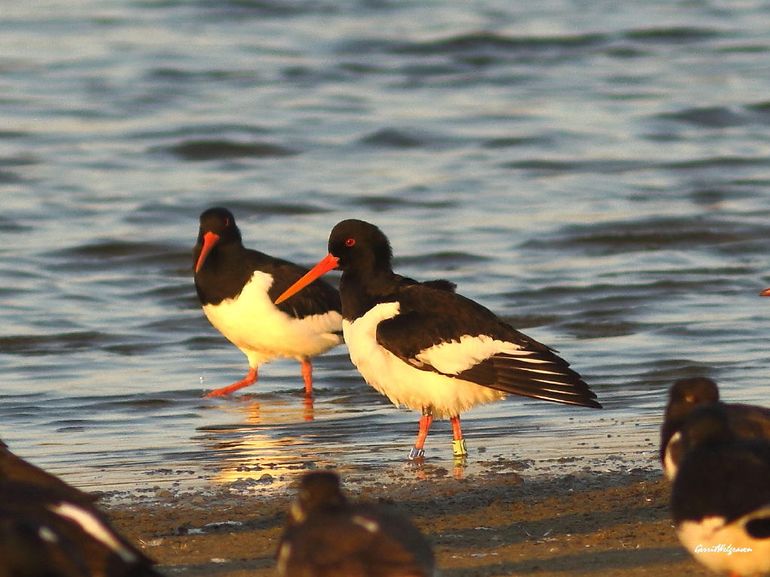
[670,405,770,577]
[277,471,435,577]
[275,219,601,459]
[194,207,343,398]
[661,377,770,480]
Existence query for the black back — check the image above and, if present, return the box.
[671,405,770,526]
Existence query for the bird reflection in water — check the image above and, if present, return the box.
[202,396,328,488]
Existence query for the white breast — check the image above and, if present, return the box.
[677,510,770,576]
[663,431,681,480]
[203,271,342,367]
[343,302,504,418]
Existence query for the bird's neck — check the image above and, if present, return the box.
[339,268,398,321]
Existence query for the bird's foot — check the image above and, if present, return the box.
[204,368,258,398]
[408,447,425,461]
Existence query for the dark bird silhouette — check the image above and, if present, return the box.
[0,439,160,577]
[277,471,435,577]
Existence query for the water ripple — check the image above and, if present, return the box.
[163,139,299,161]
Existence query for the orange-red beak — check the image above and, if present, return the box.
[275,253,339,304]
[194,231,220,273]
[761,287,770,297]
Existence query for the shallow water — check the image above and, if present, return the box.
[1,0,769,493]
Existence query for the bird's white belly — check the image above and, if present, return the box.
[203,271,342,367]
[663,432,681,480]
[343,303,504,418]
[677,511,770,575]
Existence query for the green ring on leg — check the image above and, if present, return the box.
[452,438,467,457]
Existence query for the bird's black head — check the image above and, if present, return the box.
[198,207,242,243]
[272,219,393,306]
[194,207,243,273]
[327,219,392,274]
[664,377,720,424]
[666,377,719,421]
[678,404,733,452]
[290,471,347,524]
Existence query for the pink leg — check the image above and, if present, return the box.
[301,359,313,397]
[204,367,258,398]
[409,411,433,460]
[450,415,468,457]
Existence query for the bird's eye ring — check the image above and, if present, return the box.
[345,238,356,247]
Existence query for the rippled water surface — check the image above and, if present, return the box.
[2,0,770,493]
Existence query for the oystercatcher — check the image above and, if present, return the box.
[670,405,770,577]
[194,207,343,398]
[275,219,601,459]
[661,377,770,480]
[0,439,159,576]
[277,471,435,577]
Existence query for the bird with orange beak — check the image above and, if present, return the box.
[276,219,600,459]
[194,207,342,398]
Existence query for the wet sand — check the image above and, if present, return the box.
[106,464,711,577]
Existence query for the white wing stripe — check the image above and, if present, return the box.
[49,502,137,563]
[416,335,540,375]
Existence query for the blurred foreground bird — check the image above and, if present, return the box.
[660,377,770,480]
[0,439,159,577]
[670,406,770,577]
[277,471,435,577]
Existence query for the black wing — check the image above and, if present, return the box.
[265,256,342,320]
[376,283,601,409]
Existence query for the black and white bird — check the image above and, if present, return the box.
[275,219,601,459]
[276,471,435,577]
[0,439,159,577]
[194,207,343,398]
[671,405,770,577]
[661,377,770,481]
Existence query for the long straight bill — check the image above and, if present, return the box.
[274,253,339,304]
[194,231,220,273]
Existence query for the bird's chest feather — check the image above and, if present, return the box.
[203,271,341,360]
[202,271,277,345]
[343,302,401,370]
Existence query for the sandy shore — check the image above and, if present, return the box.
[105,464,712,577]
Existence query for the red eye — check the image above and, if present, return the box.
[345,237,356,247]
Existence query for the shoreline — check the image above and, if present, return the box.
[106,466,711,577]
